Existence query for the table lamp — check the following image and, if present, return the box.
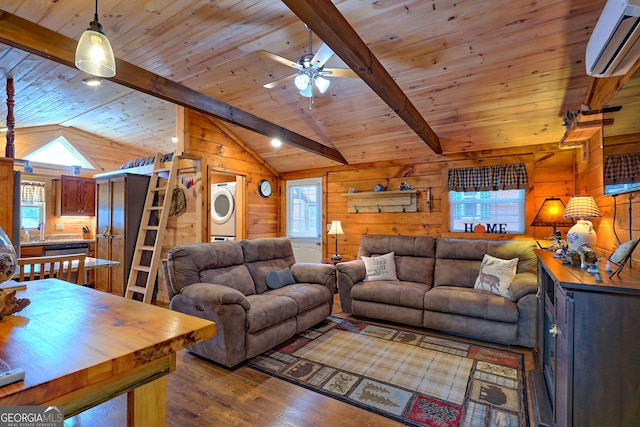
[563,195,601,252]
[328,220,345,261]
[530,197,575,246]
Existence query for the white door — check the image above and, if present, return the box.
[286,177,322,263]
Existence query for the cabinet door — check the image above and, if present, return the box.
[96,179,111,235]
[60,176,96,215]
[554,286,573,427]
[94,234,111,292]
[81,179,96,214]
[110,235,126,296]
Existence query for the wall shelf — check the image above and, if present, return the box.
[341,190,417,213]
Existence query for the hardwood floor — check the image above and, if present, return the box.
[65,296,537,426]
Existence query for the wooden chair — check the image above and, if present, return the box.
[17,254,86,285]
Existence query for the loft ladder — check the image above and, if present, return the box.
[125,153,178,303]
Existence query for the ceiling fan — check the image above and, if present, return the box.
[258,26,358,108]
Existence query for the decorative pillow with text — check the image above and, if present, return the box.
[473,254,519,299]
[362,251,398,281]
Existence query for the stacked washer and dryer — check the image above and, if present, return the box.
[210,182,236,242]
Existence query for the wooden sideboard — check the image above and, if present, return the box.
[531,249,640,427]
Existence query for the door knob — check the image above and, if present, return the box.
[549,324,559,336]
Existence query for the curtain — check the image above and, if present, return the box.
[21,180,46,203]
[447,163,528,191]
[604,152,640,185]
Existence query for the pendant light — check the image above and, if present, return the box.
[75,0,116,78]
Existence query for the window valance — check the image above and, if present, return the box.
[447,163,528,191]
[604,152,640,185]
[21,180,46,203]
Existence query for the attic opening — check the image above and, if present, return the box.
[24,136,94,169]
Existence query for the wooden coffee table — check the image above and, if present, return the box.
[0,278,216,426]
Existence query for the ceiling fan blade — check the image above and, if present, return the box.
[323,68,358,78]
[257,50,302,70]
[311,43,334,68]
[263,74,297,89]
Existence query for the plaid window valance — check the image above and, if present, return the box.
[604,152,640,185]
[447,163,528,191]
[21,180,46,203]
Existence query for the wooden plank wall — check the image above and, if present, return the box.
[14,125,155,174]
[184,110,280,239]
[578,130,640,270]
[282,146,575,260]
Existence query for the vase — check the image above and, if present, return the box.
[0,226,17,284]
[566,219,597,252]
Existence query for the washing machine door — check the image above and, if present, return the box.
[211,186,235,224]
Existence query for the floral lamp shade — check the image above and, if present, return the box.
[563,196,601,252]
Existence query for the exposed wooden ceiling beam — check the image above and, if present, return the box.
[0,11,347,165]
[282,0,442,155]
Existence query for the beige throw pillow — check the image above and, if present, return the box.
[474,254,519,299]
[362,251,398,281]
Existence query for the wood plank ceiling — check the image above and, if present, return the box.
[0,0,609,172]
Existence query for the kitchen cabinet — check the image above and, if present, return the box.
[20,244,44,257]
[55,175,96,216]
[95,173,149,296]
[530,249,640,427]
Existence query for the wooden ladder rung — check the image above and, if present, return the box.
[127,285,147,294]
[142,225,160,231]
[154,167,171,173]
[138,245,155,251]
[132,265,151,273]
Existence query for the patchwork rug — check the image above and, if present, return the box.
[247,317,528,427]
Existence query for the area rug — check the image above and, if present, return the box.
[247,317,528,427]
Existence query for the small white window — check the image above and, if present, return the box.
[21,202,45,230]
[24,136,94,169]
[449,189,525,234]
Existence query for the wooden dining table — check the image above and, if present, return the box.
[0,278,216,426]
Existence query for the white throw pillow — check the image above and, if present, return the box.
[473,254,519,299]
[362,251,398,281]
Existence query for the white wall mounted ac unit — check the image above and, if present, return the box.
[587,0,640,77]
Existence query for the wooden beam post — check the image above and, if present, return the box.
[5,77,14,158]
[0,11,347,165]
[282,0,442,155]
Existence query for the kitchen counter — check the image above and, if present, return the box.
[21,239,95,246]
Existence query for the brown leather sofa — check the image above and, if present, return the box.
[164,237,336,367]
[337,235,538,348]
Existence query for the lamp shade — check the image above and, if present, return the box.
[294,73,310,90]
[75,29,116,78]
[531,197,575,227]
[563,195,601,218]
[328,220,344,235]
[314,76,330,93]
[563,196,600,252]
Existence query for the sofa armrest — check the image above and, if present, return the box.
[178,282,251,310]
[509,272,538,301]
[336,259,366,283]
[291,263,336,293]
[335,260,365,313]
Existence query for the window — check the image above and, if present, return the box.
[21,203,44,230]
[449,190,525,233]
[447,163,528,234]
[287,180,321,238]
[24,136,94,169]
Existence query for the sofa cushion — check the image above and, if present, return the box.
[357,235,436,285]
[352,281,431,309]
[266,283,331,313]
[167,241,252,295]
[434,238,537,288]
[242,237,296,294]
[245,294,298,333]
[266,268,296,289]
[473,254,518,299]
[424,286,519,323]
[363,251,398,281]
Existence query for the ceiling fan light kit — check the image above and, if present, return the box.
[75,0,116,78]
[259,26,357,108]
